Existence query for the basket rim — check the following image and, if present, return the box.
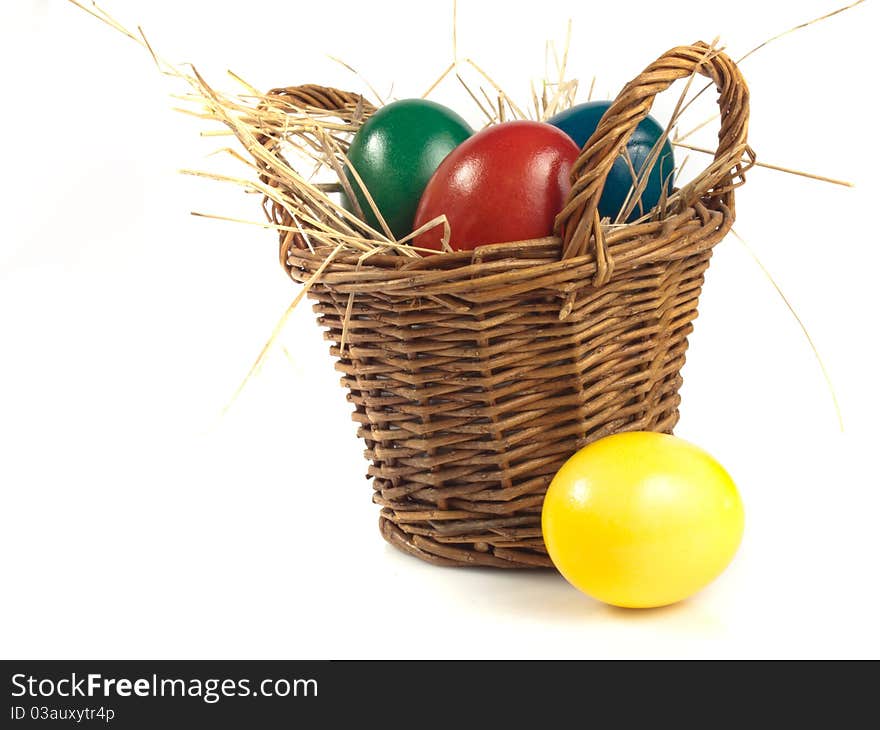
[283,197,731,298]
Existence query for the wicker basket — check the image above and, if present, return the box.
[266,42,752,568]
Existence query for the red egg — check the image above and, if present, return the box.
[412,120,580,252]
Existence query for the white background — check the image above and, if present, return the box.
[1,0,877,659]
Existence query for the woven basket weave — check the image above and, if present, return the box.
[265,42,752,568]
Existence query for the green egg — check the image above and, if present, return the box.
[343,99,473,239]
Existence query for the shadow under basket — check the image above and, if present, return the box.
[272,41,752,567]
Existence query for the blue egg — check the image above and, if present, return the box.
[548,101,675,223]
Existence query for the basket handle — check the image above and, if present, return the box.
[261,83,377,120]
[255,85,376,258]
[555,41,753,280]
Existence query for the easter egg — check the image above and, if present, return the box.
[542,432,744,609]
[548,101,675,223]
[342,99,473,240]
[412,120,580,252]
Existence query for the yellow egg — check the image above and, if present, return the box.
[542,432,744,608]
